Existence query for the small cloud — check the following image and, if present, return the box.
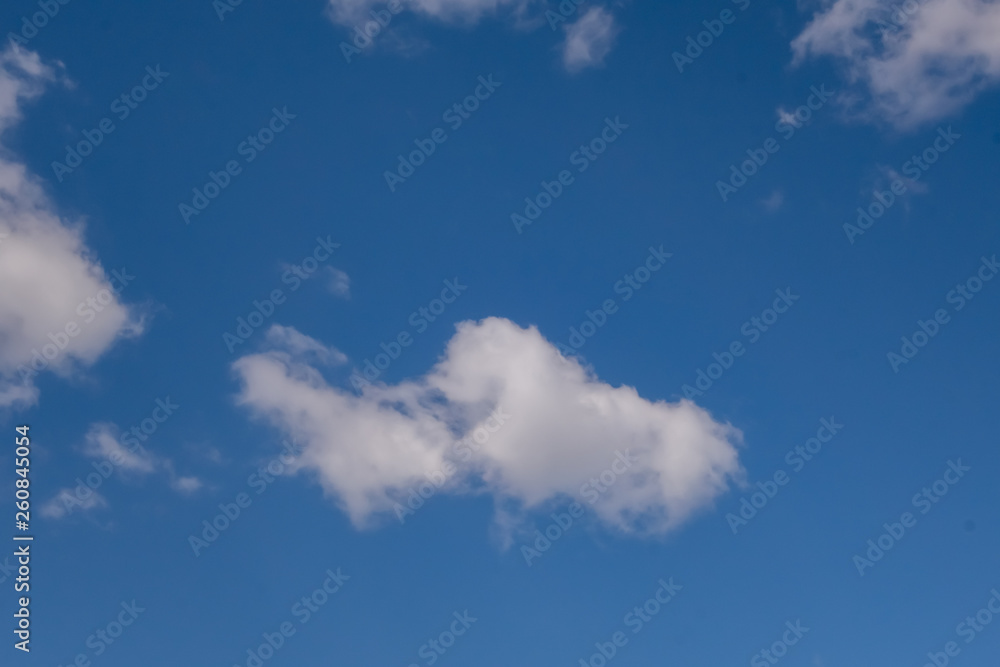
[878,165,929,195]
[40,489,107,519]
[160,458,204,495]
[170,476,203,494]
[82,423,156,475]
[865,165,929,215]
[44,418,197,519]
[326,267,351,299]
[562,7,620,73]
[264,324,347,366]
[761,190,785,212]
[777,107,800,127]
[186,442,225,465]
[377,28,432,59]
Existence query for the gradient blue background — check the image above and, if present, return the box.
[2,0,999,665]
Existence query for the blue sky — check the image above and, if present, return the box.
[1,0,999,665]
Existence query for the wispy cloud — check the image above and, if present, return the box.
[562,7,620,73]
[40,489,107,519]
[42,421,201,519]
[264,324,348,366]
[791,0,1000,128]
[326,267,352,299]
[326,0,623,72]
[325,0,528,25]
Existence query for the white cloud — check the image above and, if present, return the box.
[325,267,351,299]
[82,423,157,475]
[170,476,203,494]
[561,7,620,72]
[40,488,107,519]
[0,46,144,409]
[233,318,743,536]
[264,324,347,366]
[791,0,1000,128]
[42,422,201,519]
[777,107,801,128]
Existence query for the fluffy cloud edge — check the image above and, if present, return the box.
[0,45,145,409]
[231,319,744,538]
[791,0,1000,128]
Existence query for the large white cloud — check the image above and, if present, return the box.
[233,319,743,536]
[0,46,143,409]
[792,0,1000,128]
